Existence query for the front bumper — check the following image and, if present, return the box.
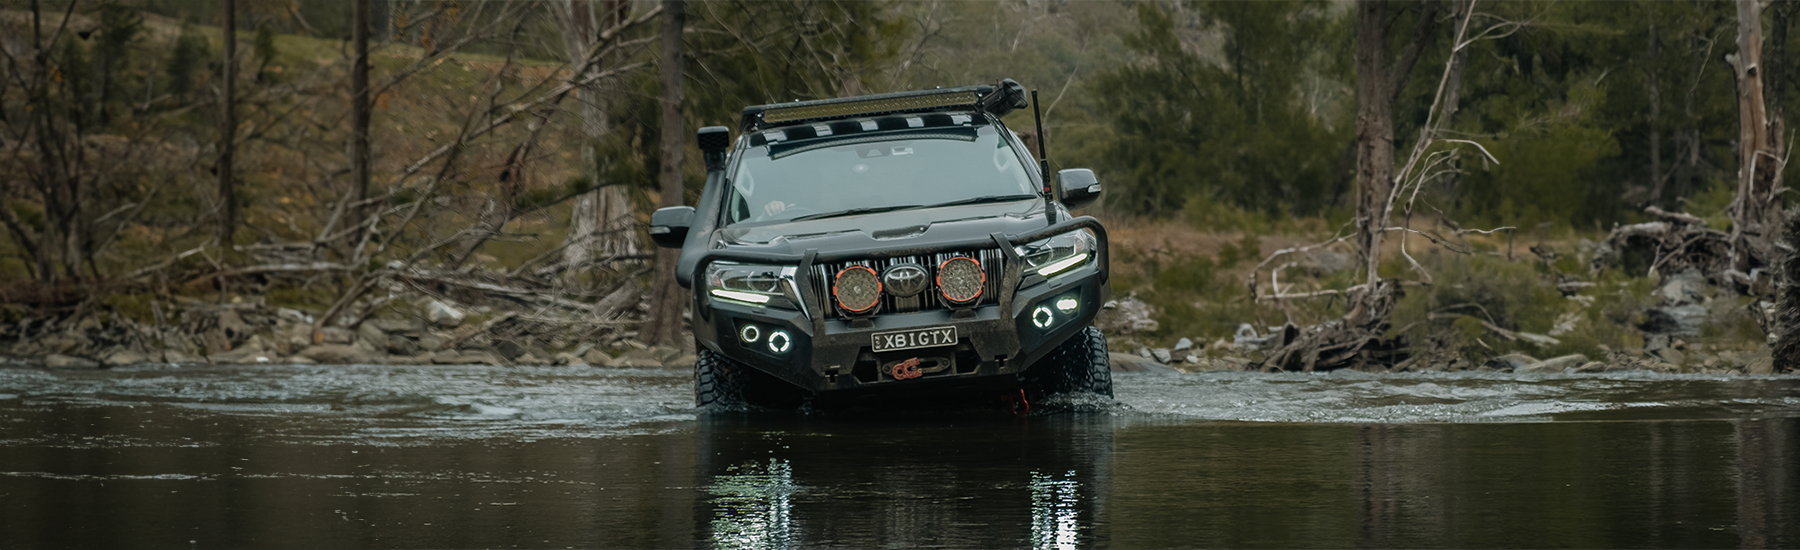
[689,217,1109,398]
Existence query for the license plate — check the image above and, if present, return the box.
[871,326,957,352]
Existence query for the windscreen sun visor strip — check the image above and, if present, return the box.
[767,130,979,161]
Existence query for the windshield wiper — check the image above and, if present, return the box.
[922,194,1040,208]
[789,204,923,221]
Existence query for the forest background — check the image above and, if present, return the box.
[0,0,1792,372]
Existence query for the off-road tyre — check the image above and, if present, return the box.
[696,348,747,411]
[1021,325,1113,399]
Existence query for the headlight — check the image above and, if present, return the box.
[1014,229,1096,278]
[705,262,805,310]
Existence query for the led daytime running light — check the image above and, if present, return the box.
[1035,252,1091,277]
[710,289,771,305]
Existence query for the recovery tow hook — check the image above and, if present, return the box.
[1003,388,1030,416]
[891,357,923,380]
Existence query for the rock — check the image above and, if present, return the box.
[417,332,449,352]
[1184,353,1200,364]
[372,317,426,335]
[430,349,463,364]
[1096,296,1158,334]
[583,348,616,367]
[1136,347,1153,360]
[283,355,318,365]
[1657,270,1705,306]
[1518,354,1588,373]
[1173,337,1194,352]
[495,340,526,360]
[299,344,376,365]
[320,327,355,345]
[514,353,546,366]
[216,310,251,342]
[102,350,150,366]
[209,336,270,364]
[1485,353,1539,371]
[425,300,466,328]
[1150,348,1173,364]
[653,345,683,365]
[664,353,698,368]
[1232,324,1276,351]
[1574,361,1608,373]
[456,350,501,366]
[275,308,313,324]
[621,339,649,351]
[45,354,98,369]
[36,333,85,355]
[1109,352,1178,373]
[613,348,664,367]
[1650,346,1686,365]
[1744,350,1775,374]
[571,343,596,359]
[356,322,388,352]
[385,336,419,357]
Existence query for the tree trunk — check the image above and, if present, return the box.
[1731,0,1784,273]
[1349,0,1396,327]
[1647,9,1666,206]
[642,0,687,346]
[350,0,372,244]
[559,0,640,275]
[217,0,237,248]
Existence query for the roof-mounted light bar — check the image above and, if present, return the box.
[741,84,997,131]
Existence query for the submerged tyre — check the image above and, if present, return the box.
[1022,326,1114,399]
[696,349,746,411]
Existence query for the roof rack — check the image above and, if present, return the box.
[740,84,996,132]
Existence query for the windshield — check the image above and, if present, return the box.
[725,121,1038,225]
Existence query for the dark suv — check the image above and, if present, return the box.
[650,80,1112,411]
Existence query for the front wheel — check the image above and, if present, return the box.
[1021,326,1114,400]
[696,349,746,411]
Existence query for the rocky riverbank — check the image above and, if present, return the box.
[0,295,695,370]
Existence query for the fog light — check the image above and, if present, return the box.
[1032,305,1054,329]
[1055,296,1078,313]
[768,330,792,353]
[739,324,761,343]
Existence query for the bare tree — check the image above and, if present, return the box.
[350,0,372,244]
[1347,0,1438,327]
[556,0,641,276]
[217,0,237,248]
[1728,0,1785,280]
[642,0,687,346]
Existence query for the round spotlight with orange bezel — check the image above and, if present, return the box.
[937,256,985,304]
[833,265,882,314]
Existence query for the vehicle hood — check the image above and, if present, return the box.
[712,199,1052,254]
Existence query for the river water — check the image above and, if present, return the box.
[1,363,1796,548]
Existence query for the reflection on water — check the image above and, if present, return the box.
[709,458,796,550]
[1030,470,1083,550]
[0,365,1797,548]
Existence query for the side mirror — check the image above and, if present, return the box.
[649,206,695,249]
[1058,168,1102,210]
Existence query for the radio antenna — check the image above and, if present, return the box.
[1032,89,1058,224]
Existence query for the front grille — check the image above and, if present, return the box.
[811,249,1005,319]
